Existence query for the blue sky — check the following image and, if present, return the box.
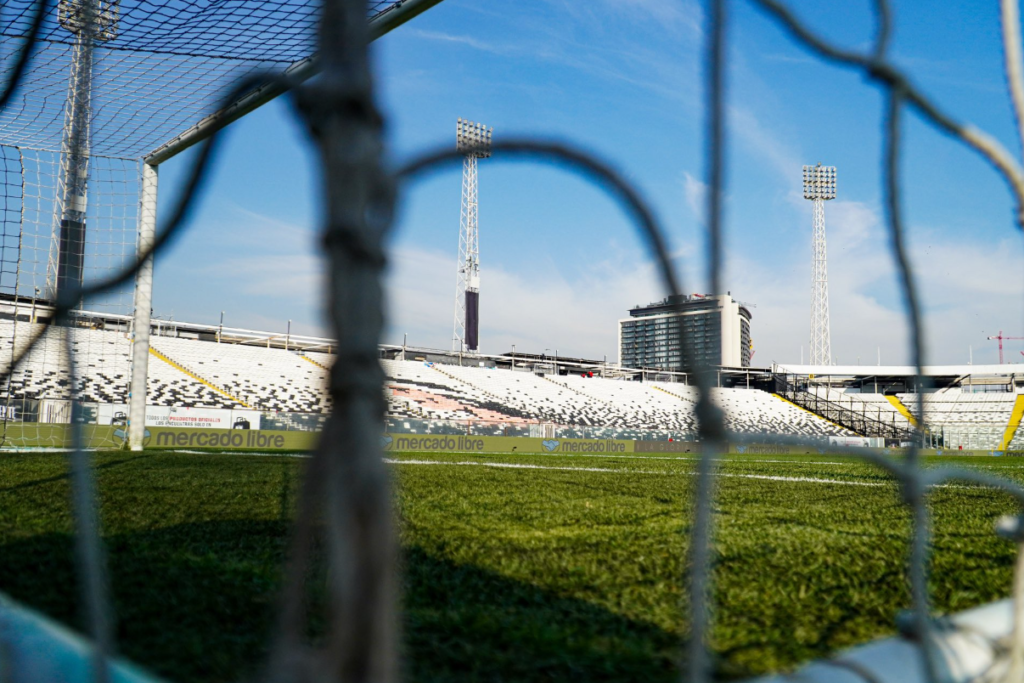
[152,0,1024,366]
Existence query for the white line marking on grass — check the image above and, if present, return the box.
[386,458,1005,491]
[385,458,891,486]
[172,449,312,458]
[386,459,621,474]
[579,454,854,467]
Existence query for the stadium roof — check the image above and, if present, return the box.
[0,0,434,160]
[775,363,1024,378]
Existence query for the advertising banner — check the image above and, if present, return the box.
[95,404,261,430]
[0,423,1013,457]
[146,427,316,450]
[144,406,262,430]
[381,434,635,454]
[828,436,873,448]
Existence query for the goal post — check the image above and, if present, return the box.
[127,162,155,450]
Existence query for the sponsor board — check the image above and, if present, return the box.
[0,423,1016,458]
[148,427,316,450]
[827,438,876,448]
[733,444,796,455]
[0,424,315,451]
[383,434,635,454]
[96,403,260,430]
[635,441,696,453]
[96,405,262,430]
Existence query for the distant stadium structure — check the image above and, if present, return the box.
[452,118,491,353]
[0,0,1021,456]
[803,163,836,366]
[618,293,752,371]
[3,293,1022,451]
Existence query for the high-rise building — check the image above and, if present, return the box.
[618,294,752,371]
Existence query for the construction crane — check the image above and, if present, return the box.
[985,331,1024,364]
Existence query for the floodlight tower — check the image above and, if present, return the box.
[50,0,119,303]
[453,118,492,352]
[803,163,836,366]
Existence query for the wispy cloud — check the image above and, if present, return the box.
[728,104,803,182]
[593,0,703,38]
[726,200,1024,366]
[407,28,515,55]
[408,3,702,107]
[682,172,707,218]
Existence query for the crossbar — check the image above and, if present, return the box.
[143,0,445,166]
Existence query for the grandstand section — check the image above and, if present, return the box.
[895,390,1019,450]
[382,358,848,440]
[6,310,1024,450]
[777,364,1024,449]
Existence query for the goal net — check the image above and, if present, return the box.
[0,0,408,451]
[0,145,139,447]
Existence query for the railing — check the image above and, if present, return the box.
[774,374,916,441]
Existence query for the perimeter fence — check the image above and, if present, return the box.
[3,0,1024,682]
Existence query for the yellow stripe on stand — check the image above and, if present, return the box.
[998,395,1024,452]
[651,385,694,402]
[149,347,252,408]
[299,353,330,371]
[885,395,918,427]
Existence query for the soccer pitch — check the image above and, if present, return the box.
[1,450,1021,681]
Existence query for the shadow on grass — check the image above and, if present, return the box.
[0,526,681,683]
[0,520,291,683]
[0,453,158,494]
[402,546,681,682]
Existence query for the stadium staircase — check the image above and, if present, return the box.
[543,376,618,409]
[148,347,253,409]
[651,384,695,403]
[298,353,329,371]
[773,374,914,440]
[884,395,919,427]
[999,395,1024,451]
[429,364,504,402]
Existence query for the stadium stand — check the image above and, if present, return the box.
[4,321,1023,445]
[382,359,851,439]
[0,321,132,405]
[149,337,330,412]
[895,390,1020,449]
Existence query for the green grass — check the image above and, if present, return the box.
[1,450,1022,681]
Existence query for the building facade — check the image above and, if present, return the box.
[618,294,752,371]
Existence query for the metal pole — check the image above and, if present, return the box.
[218,310,223,343]
[128,163,157,451]
[53,35,94,302]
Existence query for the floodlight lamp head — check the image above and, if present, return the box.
[456,118,493,158]
[59,0,119,40]
[802,162,836,200]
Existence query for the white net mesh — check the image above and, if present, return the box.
[0,144,138,447]
[0,0,402,157]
